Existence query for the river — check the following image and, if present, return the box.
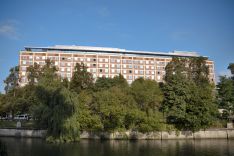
[0,137,234,156]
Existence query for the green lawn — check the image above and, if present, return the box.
[0,120,37,129]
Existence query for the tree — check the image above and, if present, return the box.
[94,74,128,91]
[4,66,19,93]
[131,78,163,114]
[228,63,234,75]
[93,87,136,131]
[31,59,79,142]
[217,63,234,120]
[162,57,217,131]
[27,62,41,85]
[70,63,93,93]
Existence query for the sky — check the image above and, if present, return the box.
[0,0,233,92]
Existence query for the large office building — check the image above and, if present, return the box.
[19,45,215,86]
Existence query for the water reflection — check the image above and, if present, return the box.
[0,137,233,156]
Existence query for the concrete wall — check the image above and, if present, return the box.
[0,129,47,138]
[80,129,234,140]
[1,129,234,140]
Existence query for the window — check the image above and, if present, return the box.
[152,71,155,74]
[87,63,90,67]
[99,69,103,73]
[117,69,121,73]
[157,76,161,80]
[124,75,127,79]
[151,61,154,64]
[22,61,26,65]
[80,58,84,61]
[62,57,65,60]
[146,61,149,64]
[87,68,90,72]
[152,76,155,79]
[140,60,143,64]
[67,68,71,72]
[135,70,138,74]
[93,58,96,61]
[134,65,138,69]
[42,56,46,59]
[112,69,115,73]
[140,65,143,69]
[93,69,96,72]
[67,63,71,66]
[139,70,143,74]
[74,57,78,61]
[158,71,160,74]
[105,64,108,68]
[105,69,108,73]
[151,66,155,69]
[21,67,26,71]
[146,71,149,74]
[29,56,33,59]
[123,70,126,74]
[111,64,115,68]
[93,64,96,67]
[105,59,108,62]
[87,58,90,61]
[129,75,132,79]
[129,65,132,68]
[117,64,121,68]
[61,68,64,72]
[129,70,132,74]
[99,64,103,67]
[123,64,126,68]
[123,60,126,63]
[111,59,115,62]
[146,65,149,69]
[99,58,103,62]
[55,62,58,65]
[117,59,120,63]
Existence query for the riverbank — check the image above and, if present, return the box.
[0,128,234,140]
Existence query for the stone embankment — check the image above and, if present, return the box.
[79,129,234,140]
[0,129,46,138]
[0,128,234,140]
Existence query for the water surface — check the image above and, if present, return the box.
[0,137,233,156]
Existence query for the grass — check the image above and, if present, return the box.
[0,120,37,129]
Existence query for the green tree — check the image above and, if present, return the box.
[32,59,79,142]
[27,62,41,85]
[217,63,234,120]
[162,57,217,131]
[228,63,234,75]
[131,78,163,114]
[4,66,19,93]
[93,87,136,131]
[94,74,128,91]
[70,63,93,93]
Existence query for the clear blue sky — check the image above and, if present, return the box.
[0,0,233,92]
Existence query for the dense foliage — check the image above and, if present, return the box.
[0,58,227,142]
[162,57,217,131]
[217,63,234,120]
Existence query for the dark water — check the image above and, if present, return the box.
[0,137,234,156]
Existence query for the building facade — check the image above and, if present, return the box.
[19,45,215,86]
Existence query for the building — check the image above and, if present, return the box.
[19,45,215,86]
